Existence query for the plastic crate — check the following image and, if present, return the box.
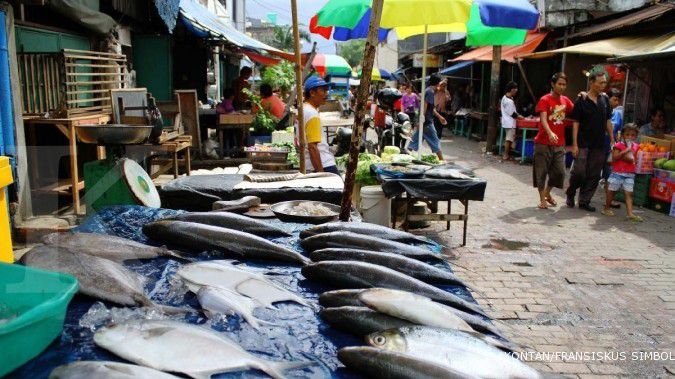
[0,263,78,376]
[614,174,651,207]
[635,151,670,174]
[514,140,534,159]
[649,177,675,203]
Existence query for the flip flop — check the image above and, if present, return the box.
[601,208,615,216]
[627,215,644,222]
[537,203,549,210]
[545,197,557,206]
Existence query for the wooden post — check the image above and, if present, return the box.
[291,0,306,174]
[485,45,501,153]
[339,0,384,221]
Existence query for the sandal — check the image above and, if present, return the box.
[601,208,615,216]
[537,203,548,210]
[627,215,644,222]
[545,196,557,206]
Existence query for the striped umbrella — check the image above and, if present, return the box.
[312,54,353,77]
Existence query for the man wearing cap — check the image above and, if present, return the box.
[299,77,338,174]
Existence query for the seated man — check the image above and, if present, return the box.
[300,77,338,174]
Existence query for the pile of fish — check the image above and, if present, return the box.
[20,212,542,379]
[297,222,543,379]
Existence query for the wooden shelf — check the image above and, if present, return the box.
[33,179,85,196]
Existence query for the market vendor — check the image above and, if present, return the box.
[233,66,253,110]
[301,77,338,174]
[258,83,285,120]
[639,108,670,136]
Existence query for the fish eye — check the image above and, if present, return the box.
[373,335,386,345]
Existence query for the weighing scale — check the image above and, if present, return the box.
[77,124,161,212]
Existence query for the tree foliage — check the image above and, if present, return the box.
[269,25,311,52]
[337,40,366,68]
[261,60,295,95]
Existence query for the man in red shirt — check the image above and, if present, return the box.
[533,72,574,209]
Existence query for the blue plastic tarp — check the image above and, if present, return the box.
[439,61,475,75]
[10,206,492,378]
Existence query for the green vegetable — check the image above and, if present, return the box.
[391,154,414,164]
[383,146,401,155]
[243,88,278,136]
[335,153,380,185]
[421,154,441,164]
[268,142,299,167]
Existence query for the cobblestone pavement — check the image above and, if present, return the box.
[417,136,674,378]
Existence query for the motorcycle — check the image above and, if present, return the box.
[375,88,412,153]
[332,116,378,157]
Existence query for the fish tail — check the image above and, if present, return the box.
[160,245,195,262]
[260,359,318,379]
[136,295,188,315]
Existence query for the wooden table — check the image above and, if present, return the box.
[320,112,353,142]
[24,113,111,215]
[217,114,253,158]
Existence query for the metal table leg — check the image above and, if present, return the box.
[462,199,469,246]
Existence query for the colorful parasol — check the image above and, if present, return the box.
[355,67,393,81]
[311,54,353,77]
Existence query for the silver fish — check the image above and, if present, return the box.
[22,245,181,313]
[320,306,414,336]
[42,232,185,262]
[143,220,308,265]
[338,346,478,379]
[49,361,181,379]
[301,261,486,316]
[300,231,442,261]
[94,320,316,379]
[212,196,261,212]
[197,286,272,330]
[177,260,311,309]
[367,326,541,379]
[299,221,435,245]
[310,248,469,287]
[318,289,365,308]
[165,212,290,237]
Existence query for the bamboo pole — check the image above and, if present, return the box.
[291,0,306,174]
[416,25,429,157]
[339,0,384,221]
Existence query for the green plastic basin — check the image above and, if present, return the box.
[0,262,78,377]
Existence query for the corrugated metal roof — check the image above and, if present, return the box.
[567,3,674,39]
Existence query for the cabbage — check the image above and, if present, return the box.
[383,146,401,155]
[391,154,414,164]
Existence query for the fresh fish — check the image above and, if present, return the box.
[338,346,478,379]
[94,320,316,379]
[301,261,486,316]
[143,220,308,265]
[299,221,435,245]
[177,260,311,309]
[320,306,414,335]
[319,288,505,338]
[49,361,181,379]
[197,286,272,330]
[300,231,442,261]
[165,212,290,237]
[22,245,181,313]
[318,289,365,308]
[359,288,473,333]
[42,232,185,262]
[310,248,469,287]
[212,196,261,212]
[367,326,541,379]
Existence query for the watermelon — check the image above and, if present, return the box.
[654,158,668,169]
[663,159,675,171]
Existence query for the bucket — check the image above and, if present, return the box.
[0,157,13,263]
[359,185,391,227]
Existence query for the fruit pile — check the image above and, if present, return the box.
[637,143,669,153]
[655,158,675,171]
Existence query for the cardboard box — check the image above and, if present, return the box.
[640,136,675,153]
[649,177,675,203]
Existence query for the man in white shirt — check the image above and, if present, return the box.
[501,81,521,161]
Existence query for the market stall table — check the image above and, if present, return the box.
[320,111,353,143]
[498,117,574,163]
[217,113,254,158]
[23,113,112,215]
[375,164,487,246]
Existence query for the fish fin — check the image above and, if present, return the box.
[258,359,318,379]
[465,331,523,352]
[161,246,196,262]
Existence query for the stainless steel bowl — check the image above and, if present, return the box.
[270,200,340,224]
[76,124,153,145]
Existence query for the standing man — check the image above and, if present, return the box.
[566,72,615,211]
[408,74,446,161]
[300,77,338,174]
[533,73,574,209]
[233,66,253,110]
[500,81,521,161]
[434,79,452,138]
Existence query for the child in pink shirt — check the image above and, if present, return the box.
[603,123,642,221]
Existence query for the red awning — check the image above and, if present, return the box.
[452,32,548,63]
[241,49,312,67]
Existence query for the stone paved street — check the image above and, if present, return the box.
[420,136,674,378]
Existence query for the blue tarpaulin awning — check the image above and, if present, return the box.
[439,61,474,75]
[179,0,290,58]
